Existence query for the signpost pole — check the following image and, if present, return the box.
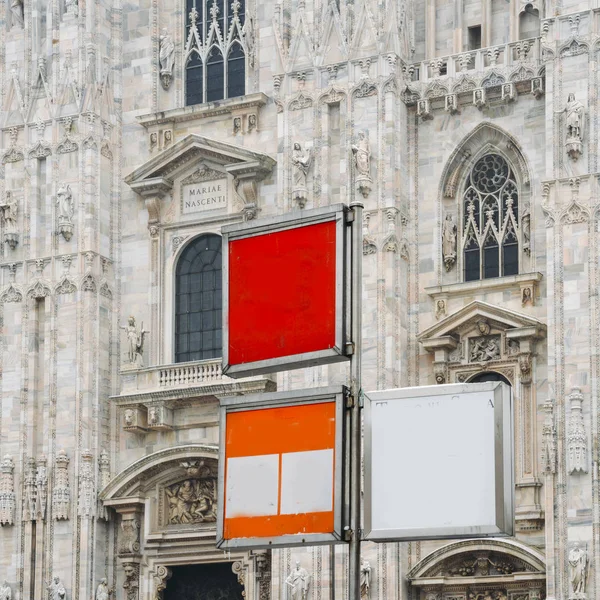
[348,201,364,600]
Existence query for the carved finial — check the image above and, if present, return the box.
[190,6,199,26]
[210,0,219,21]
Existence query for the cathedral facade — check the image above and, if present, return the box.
[0,0,596,600]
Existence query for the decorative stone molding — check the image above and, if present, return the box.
[78,449,96,517]
[119,513,142,556]
[123,562,141,600]
[23,456,37,522]
[0,192,19,250]
[567,387,587,474]
[254,551,272,600]
[123,406,148,433]
[362,212,377,255]
[0,455,15,526]
[53,450,70,520]
[146,403,173,431]
[154,565,172,600]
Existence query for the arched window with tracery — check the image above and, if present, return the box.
[462,154,520,282]
[175,234,222,363]
[185,0,247,106]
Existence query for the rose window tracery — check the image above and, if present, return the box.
[462,154,521,282]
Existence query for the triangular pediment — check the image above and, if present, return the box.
[125,133,276,192]
[418,301,546,342]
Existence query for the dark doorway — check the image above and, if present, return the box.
[164,562,244,600]
[468,371,511,385]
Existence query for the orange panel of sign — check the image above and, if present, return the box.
[223,401,337,541]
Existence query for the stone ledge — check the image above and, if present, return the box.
[136,93,269,128]
[425,272,543,299]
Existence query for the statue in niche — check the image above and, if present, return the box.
[562,93,586,161]
[285,561,311,600]
[95,579,110,600]
[291,142,312,208]
[352,130,372,198]
[120,316,148,367]
[360,559,371,600]
[0,581,11,600]
[47,575,66,600]
[442,214,457,271]
[56,184,74,241]
[569,543,588,599]
[0,192,18,250]
[159,29,175,90]
[165,478,216,524]
[10,0,24,28]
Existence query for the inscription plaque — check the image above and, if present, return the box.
[182,179,228,214]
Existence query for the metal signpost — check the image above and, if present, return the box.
[220,202,514,600]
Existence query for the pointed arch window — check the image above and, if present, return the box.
[185,0,247,106]
[461,154,521,282]
[175,234,222,363]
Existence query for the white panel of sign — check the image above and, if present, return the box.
[364,382,513,541]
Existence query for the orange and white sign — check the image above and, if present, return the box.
[217,388,346,549]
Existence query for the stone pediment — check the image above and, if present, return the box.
[124,134,276,225]
[418,301,546,345]
[125,133,275,192]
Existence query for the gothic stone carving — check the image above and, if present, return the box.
[254,551,272,600]
[291,142,312,209]
[95,579,110,600]
[120,316,148,368]
[159,29,175,90]
[10,0,24,28]
[0,192,18,250]
[469,336,501,363]
[23,457,37,521]
[119,515,141,555]
[47,575,67,600]
[154,566,172,600]
[285,561,311,600]
[541,401,556,474]
[35,456,48,521]
[146,403,173,431]
[123,563,140,600]
[352,131,372,198]
[78,449,96,517]
[0,455,15,526]
[361,559,371,600]
[56,184,75,241]
[442,215,457,271]
[53,450,70,520]
[0,581,11,600]
[569,543,588,600]
[165,477,216,524]
[563,93,585,161]
[567,387,587,474]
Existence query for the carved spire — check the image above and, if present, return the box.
[0,455,16,526]
[567,388,587,474]
[53,450,70,520]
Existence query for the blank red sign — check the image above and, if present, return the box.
[227,220,337,365]
[223,401,336,540]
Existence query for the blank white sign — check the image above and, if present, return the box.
[365,382,513,541]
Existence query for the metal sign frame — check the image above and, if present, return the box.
[363,382,514,542]
[216,386,348,550]
[221,204,351,378]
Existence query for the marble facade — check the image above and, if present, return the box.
[0,0,598,600]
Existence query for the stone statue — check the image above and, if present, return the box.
[165,478,216,524]
[562,93,585,160]
[569,543,588,598]
[442,214,457,271]
[159,29,175,90]
[292,142,312,189]
[0,192,18,250]
[95,578,110,600]
[352,131,372,198]
[57,184,74,222]
[352,131,371,177]
[120,316,148,367]
[565,93,585,140]
[0,581,11,600]
[285,561,310,600]
[360,559,371,600]
[47,575,66,600]
[470,336,500,363]
[10,0,24,28]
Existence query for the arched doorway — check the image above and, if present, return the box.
[468,371,511,385]
[164,563,245,600]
